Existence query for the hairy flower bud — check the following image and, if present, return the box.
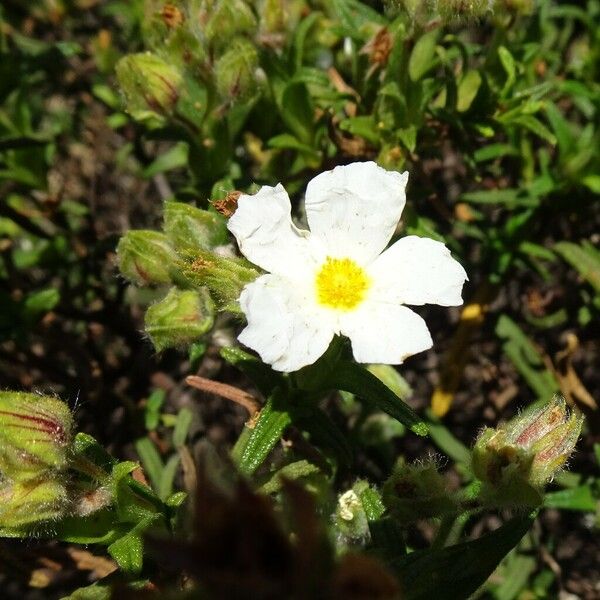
[116,53,182,127]
[204,0,257,51]
[144,287,215,351]
[387,0,493,23]
[182,249,259,312]
[163,201,228,253]
[333,487,371,547]
[0,478,69,530]
[472,395,583,506]
[214,38,259,101]
[382,458,458,522]
[437,0,492,22]
[117,230,181,286]
[0,392,73,479]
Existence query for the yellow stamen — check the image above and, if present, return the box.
[315,257,370,311]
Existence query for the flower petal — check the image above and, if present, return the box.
[340,302,433,364]
[228,184,317,276]
[369,235,467,306]
[238,274,335,372]
[304,162,408,263]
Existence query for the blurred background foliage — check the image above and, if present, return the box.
[0,0,599,598]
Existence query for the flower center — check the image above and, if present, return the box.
[315,257,370,311]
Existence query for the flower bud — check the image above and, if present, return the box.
[141,1,207,72]
[334,489,370,547]
[117,230,181,286]
[0,392,73,479]
[204,0,257,52]
[257,0,305,35]
[436,0,491,22]
[0,478,69,530]
[144,287,215,351]
[116,53,182,127]
[382,458,458,522]
[472,395,583,505]
[258,0,287,34]
[181,249,259,312]
[214,38,259,101]
[163,201,228,253]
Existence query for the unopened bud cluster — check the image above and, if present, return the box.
[472,395,583,507]
[0,393,73,531]
[117,199,259,352]
[386,0,533,23]
[116,0,305,125]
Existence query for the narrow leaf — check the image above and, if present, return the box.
[134,438,163,494]
[544,486,597,512]
[326,362,427,436]
[554,241,600,293]
[409,30,439,82]
[391,515,534,600]
[233,389,292,476]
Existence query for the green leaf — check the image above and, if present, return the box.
[461,189,538,207]
[323,362,427,436]
[496,315,560,399]
[172,407,193,448]
[493,553,537,600]
[554,241,600,293]
[330,0,385,37]
[56,510,122,545]
[391,515,534,600]
[338,116,380,145]
[72,433,116,474]
[397,126,417,152]
[511,115,557,145]
[107,515,158,574]
[144,389,165,431]
[292,11,321,70]
[582,175,600,194]
[260,460,322,494]
[220,346,284,397]
[473,143,519,162]
[545,102,574,155]
[134,438,163,494]
[268,133,319,155]
[280,81,314,143]
[60,582,112,600]
[409,30,439,82]
[142,143,188,178]
[498,46,516,96]
[457,70,482,112]
[158,454,180,501]
[23,288,60,318]
[367,364,413,401]
[544,486,597,512]
[232,389,292,476]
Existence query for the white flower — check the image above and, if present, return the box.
[227,161,467,373]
